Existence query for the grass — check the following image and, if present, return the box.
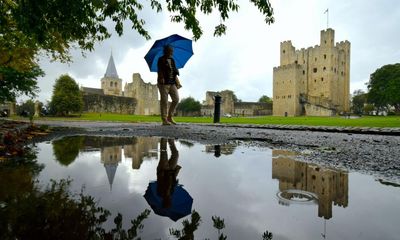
[19,113,400,128]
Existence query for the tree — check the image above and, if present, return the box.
[258,95,273,103]
[367,63,400,114]
[351,89,367,115]
[16,99,35,116]
[177,97,201,114]
[1,0,274,103]
[50,75,83,116]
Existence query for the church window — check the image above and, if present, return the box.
[110,82,113,87]
[115,83,118,87]
[313,68,317,73]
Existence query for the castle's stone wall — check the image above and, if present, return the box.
[124,73,159,115]
[82,94,136,114]
[202,91,272,116]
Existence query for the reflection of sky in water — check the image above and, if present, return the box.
[35,137,400,240]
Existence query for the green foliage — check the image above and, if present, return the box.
[258,95,273,103]
[0,66,43,103]
[351,89,368,115]
[169,210,201,239]
[50,75,83,116]
[367,63,400,113]
[16,99,35,116]
[262,230,273,240]
[177,97,202,114]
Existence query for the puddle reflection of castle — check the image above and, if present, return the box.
[98,137,158,190]
[272,150,348,219]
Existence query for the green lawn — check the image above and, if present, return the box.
[26,113,400,128]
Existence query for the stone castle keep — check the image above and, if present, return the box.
[273,28,350,116]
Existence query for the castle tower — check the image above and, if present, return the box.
[273,28,350,116]
[101,53,123,96]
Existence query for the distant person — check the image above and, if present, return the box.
[157,45,182,125]
[157,138,181,208]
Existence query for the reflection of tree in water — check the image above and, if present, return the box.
[52,136,85,166]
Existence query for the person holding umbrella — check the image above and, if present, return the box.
[157,45,181,125]
[144,34,193,125]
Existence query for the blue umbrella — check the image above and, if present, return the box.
[144,181,193,221]
[144,34,193,72]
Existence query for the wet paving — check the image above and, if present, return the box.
[1,135,400,239]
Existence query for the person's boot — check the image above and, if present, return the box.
[167,116,177,125]
[162,118,171,125]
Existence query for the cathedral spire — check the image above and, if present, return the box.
[104,53,119,78]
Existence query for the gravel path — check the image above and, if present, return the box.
[8,120,400,184]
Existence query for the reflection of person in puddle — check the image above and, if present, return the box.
[157,138,181,208]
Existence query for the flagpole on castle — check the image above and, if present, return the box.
[324,8,329,29]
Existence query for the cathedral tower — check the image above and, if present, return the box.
[101,53,123,96]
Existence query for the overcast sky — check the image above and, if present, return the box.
[30,0,400,104]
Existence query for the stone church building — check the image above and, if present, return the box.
[273,28,350,116]
[81,54,159,115]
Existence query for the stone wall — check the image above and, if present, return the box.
[82,94,136,114]
[124,73,159,115]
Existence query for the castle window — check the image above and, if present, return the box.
[110,82,113,87]
[324,54,327,59]
[115,83,117,87]
[323,67,326,71]
[303,60,305,64]
[315,57,317,62]
[334,68,337,73]
[324,40,327,44]
[283,50,286,54]
[341,71,344,76]
[314,79,316,83]
[321,77,324,82]
[313,68,317,73]
[294,60,298,64]
[303,70,305,75]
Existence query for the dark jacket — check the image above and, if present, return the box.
[157,56,179,85]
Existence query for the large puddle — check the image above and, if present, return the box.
[1,136,400,239]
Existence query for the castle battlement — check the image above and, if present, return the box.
[274,63,302,71]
